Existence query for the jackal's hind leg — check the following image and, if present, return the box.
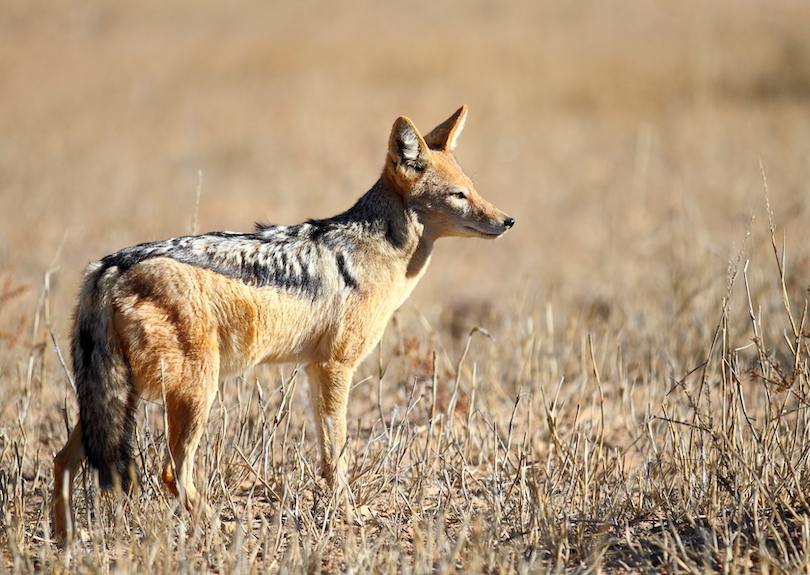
[159,352,219,518]
[53,421,85,545]
[160,385,217,517]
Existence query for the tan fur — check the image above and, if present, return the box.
[52,106,513,544]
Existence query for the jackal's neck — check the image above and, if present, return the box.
[342,179,433,279]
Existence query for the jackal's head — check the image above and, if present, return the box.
[383,106,514,241]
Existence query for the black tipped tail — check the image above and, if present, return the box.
[71,265,139,491]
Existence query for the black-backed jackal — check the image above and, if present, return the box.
[52,106,514,543]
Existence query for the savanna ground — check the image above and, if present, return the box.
[2,0,810,572]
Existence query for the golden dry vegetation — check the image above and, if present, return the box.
[3,0,810,572]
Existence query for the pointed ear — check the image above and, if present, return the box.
[388,116,431,175]
[423,105,468,152]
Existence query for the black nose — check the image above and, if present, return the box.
[504,217,515,229]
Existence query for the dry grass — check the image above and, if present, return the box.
[3,0,810,572]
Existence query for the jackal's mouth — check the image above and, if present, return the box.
[464,225,505,238]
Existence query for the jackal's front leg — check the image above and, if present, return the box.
[306,362,353,489]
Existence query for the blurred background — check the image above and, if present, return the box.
[3,3,810,567]
[2,0,810,341]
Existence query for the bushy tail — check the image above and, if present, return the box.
[71,263,138,491]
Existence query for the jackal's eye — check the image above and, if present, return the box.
[449,190,467,200]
